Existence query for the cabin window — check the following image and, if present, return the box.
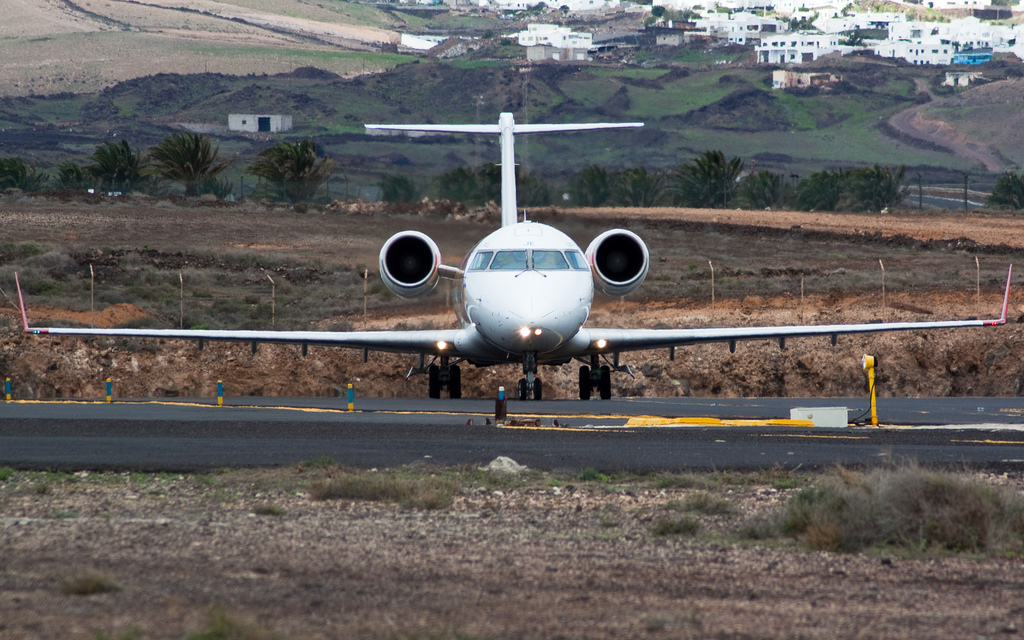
[532,251,570,270]
[565,251,589,270]
[468,251,493,271]
[489,250,528,270]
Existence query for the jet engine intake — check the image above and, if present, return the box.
[585,229,649,297]
[379,231,442,298]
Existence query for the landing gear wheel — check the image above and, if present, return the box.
[578,366,591,400]
[533,377,543,401]
[448,365,462,399]
[427,364,441,399]
[598,365,612,400]
[518,378,529,401]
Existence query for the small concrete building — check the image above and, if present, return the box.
[228,114,293,133]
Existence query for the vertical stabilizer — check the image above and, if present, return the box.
[366,113,643,228]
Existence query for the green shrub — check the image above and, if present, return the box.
[652,517,699,537]
[59,569,121,595]
[782,464,1024,553]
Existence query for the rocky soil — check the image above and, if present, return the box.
[3,465,1024,640]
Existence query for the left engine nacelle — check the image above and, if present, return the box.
[379,231,442,298]
[585,229,650,297]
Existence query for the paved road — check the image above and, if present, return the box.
[1,396,1023,472]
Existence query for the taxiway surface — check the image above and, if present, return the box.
[1,396,1023,471]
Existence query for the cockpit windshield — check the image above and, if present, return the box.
[489,250,528,270]
[468,249,590,272]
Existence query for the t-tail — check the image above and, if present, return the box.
[365,113,643,227]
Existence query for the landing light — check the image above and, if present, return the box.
[596,338,607,349]
[519,327,532,338]
[534,328,542,336]
[437,341,448,350]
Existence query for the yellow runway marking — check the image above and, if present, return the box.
[498,424,629,432]
[627,416,815,428]
[761,433,869,440]
[951,439,1024,445]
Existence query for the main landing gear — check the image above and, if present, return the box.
[578,354,612,400]
[411,354,462,399]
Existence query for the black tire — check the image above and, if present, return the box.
[428,364,441,399]
[533,377,543,401]
[518,378,528,401]
[449,365,462,399]
[598,365,612,400]
[578,365,591,400]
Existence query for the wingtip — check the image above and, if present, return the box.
[14,272,29,332]
[986,264,1013,326]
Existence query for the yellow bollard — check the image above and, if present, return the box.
[217,380,223,407]
[347,383,354,411]
[106,378,112,404]
[862,355,877,427]
[5,378,10,402]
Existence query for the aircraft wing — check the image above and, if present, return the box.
[578,266,1013,355]
[15,275,470,357]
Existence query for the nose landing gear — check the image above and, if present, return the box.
[518,352,542,400]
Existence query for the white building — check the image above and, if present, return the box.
[769,0,842,16]
[815,12,904,34]
[756,32,844,63]
[925,0,990,8]
[693,12,786,45]
[490,0,617,10]
[517,23,593,49]
[228,114,293,133]
[400,34,449,50]
[873,17,1003,65]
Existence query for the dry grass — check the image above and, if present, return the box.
[58,569,121,595]
[782,463,1024,553]
[310,469,460,510]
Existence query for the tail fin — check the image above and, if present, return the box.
[366,113,643,228]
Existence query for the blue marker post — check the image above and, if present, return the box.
[347,383,354,411]
[495,385,507,424]
[105,378,112,403]
[5,378,10,402]
[217,380,224,407]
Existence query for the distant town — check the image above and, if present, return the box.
[397,0,1023,69]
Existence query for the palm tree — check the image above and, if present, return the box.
[846,164,905,213]
[671,150,744,208]
[569,165,613,207]
[436,167,480,204]
[613,167,666,207]
[55,161,93,191]
[988,172,1024,211]
[150,132,232,198]
[86,140,151,193]
[379,174,418,203]
[795,169,847,211]
[736,170,788,210]
[246,139,335,204]
[0,158,48,192]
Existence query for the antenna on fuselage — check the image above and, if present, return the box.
[365,113,643,228]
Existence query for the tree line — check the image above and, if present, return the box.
[382,151,913,214]
[8,135,1024,213]
[0,133,333,204]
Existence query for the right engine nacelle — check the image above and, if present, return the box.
[379,231,442,298]
[585,229,650,297]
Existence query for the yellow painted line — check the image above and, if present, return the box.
[1000,408,1024,415]
[498,424,628,432]
[951,439,1024,445]
[626,416,815,428]
[762,433,869,440]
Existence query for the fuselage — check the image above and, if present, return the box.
[455,221,593,358]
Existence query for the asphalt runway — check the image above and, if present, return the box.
[1,396,1023,472]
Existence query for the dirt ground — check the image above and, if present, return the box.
[4,196,1024,639]
[1,195,1023,402]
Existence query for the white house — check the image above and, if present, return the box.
[925,0,990,8]
[490,0,617,10]
[400,34,449,50]
[517,23,593,48]
[873,17,1000,65]
[693,12,786,45]
[228,114,292,133]
[756,32,843,63]
[814,12,904,34]
[769,0,843,16]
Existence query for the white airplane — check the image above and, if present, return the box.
[16,113,1013,401]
